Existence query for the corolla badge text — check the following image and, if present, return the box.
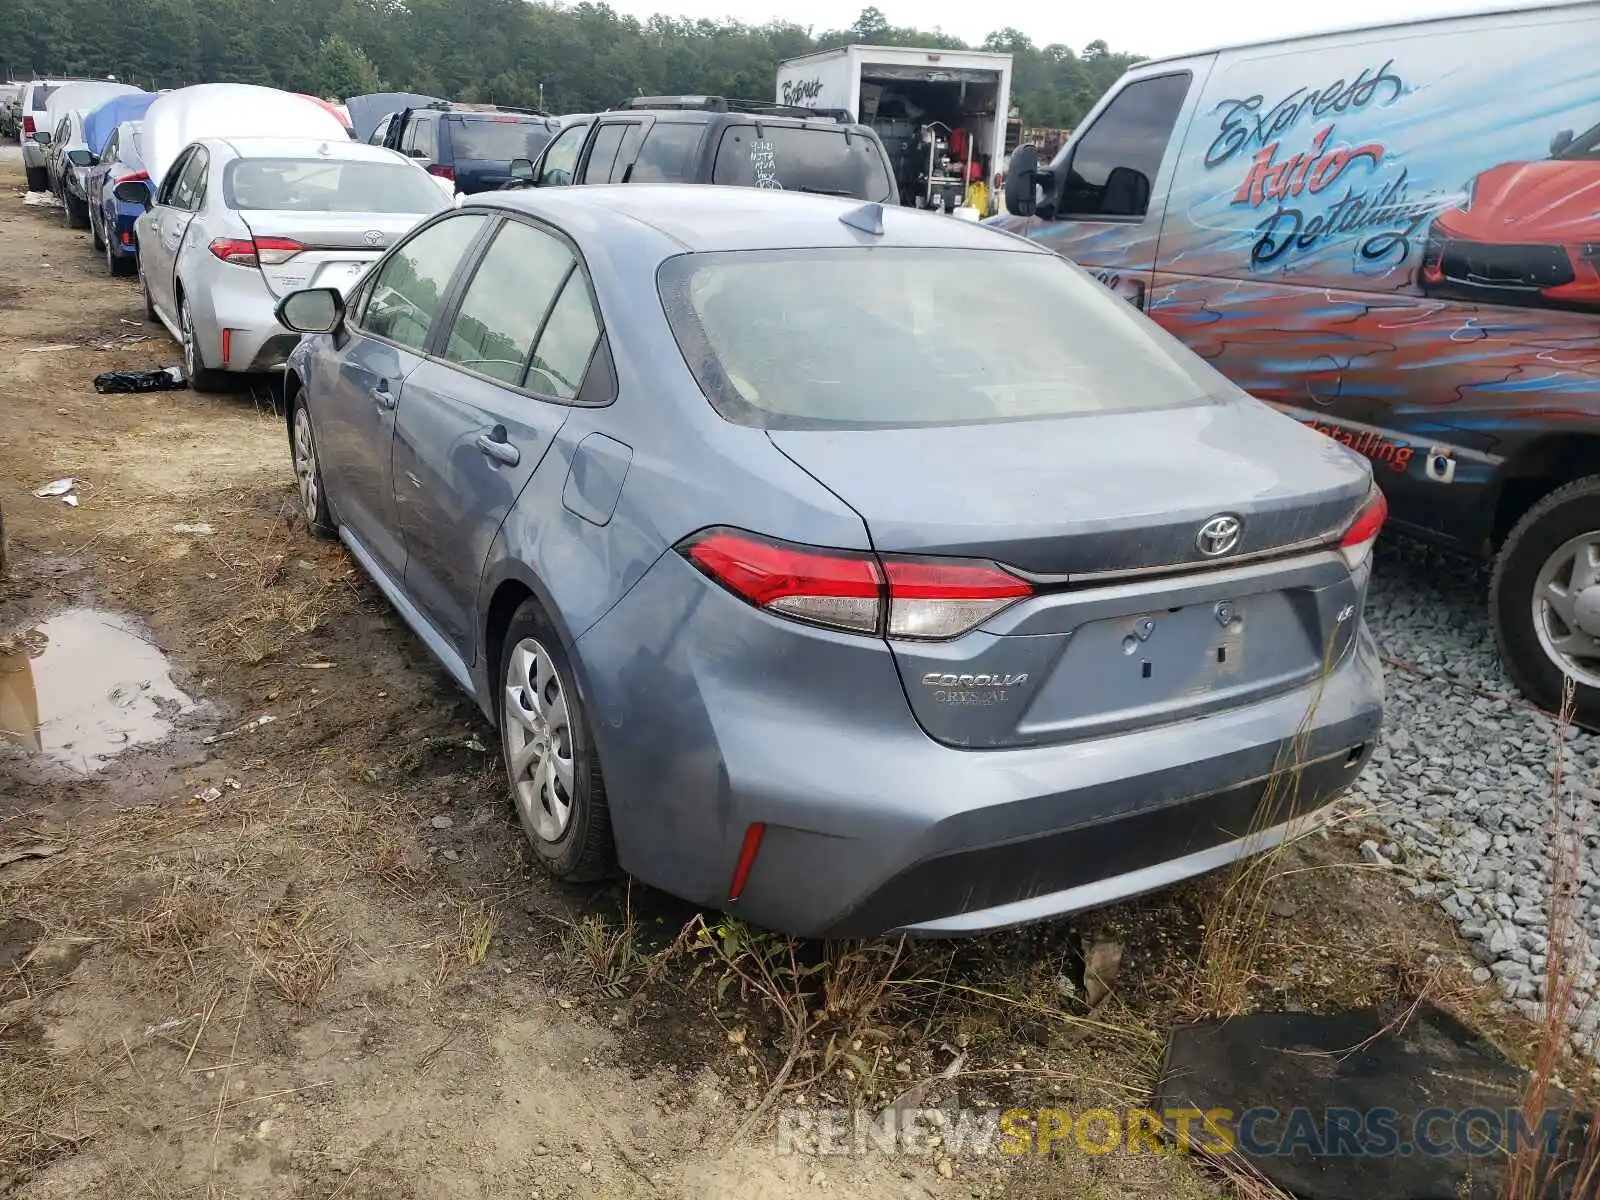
[922,672,1029,688]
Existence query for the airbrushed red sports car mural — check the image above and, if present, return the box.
[1422,121,1600,311]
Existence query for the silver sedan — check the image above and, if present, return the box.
[136,136,448,388]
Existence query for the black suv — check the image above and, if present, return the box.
[379,102,562,194]
[523,96,898,202]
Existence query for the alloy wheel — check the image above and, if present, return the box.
[292,406,320,522]
[1531,531,1600,689]
[502,636,576,843]
[180,302,197,380]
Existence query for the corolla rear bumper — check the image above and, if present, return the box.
[185,268,300,373]
[575,552,1384,939]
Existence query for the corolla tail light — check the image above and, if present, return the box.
[1339,484,1388,570]
[679,528,1033,641]
[208,237,306,267]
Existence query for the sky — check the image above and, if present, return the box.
[602,0,1545,59]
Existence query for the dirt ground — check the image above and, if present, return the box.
[0,149,1553,1199]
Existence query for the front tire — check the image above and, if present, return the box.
[91,211,105,251]
[1491,475,1600,730]
[498,602,615,883]
[63,192,88,230]
[288,394,333,537]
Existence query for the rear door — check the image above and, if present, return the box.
[392,216,602,659]
[618,121,703,184]
[311,211,490,582]
[145,145,206,321]
[578,120,635,183]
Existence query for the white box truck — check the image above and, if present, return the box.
[775,45,1013,213]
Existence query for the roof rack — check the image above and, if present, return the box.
[617,95,855,123]
[422,100,552,117]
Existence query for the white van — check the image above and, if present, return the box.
[998,0,1600,727]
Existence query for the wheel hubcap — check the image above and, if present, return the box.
[293,407,319,520]
[1532,532,1600,688]
[503,637,576,843]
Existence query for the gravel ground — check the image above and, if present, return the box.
[1361,535,1600,1053]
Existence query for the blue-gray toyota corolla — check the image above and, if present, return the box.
[275,184,1385,938]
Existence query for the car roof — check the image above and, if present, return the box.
[470,185,1045,255]
[598,108,863,132]
[203,136,411,163]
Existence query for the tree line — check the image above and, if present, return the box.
[0,1,1143,129]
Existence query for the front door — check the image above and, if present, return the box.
[313,211,488,583]
[1002,71,1199,312]
[392,216,604,660]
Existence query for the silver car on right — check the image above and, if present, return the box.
[137,135,448,388]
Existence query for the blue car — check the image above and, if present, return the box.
[84,119,151,276]
[269,186,1385,938]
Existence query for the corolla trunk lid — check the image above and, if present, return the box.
[237,211,420,297]
[766,399,1368,576]
[769,399,1375,749]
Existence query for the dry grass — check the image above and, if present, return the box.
[246,894,348,1007]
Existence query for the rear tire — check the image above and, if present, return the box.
[179,295,227,392]
[91,210,105,251]
[498,600,615,884]
[24,165,46,192]
[1491,475,1600,730]
[140,264,159,322]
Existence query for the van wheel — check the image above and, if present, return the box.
[498,600,615,883]
[1491,475,1600,730]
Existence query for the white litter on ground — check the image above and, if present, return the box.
[23,191,62,208]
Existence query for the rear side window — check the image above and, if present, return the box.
[628,123,702,183]
[369,115,392,146]
[442,221,576,386]
[30,85,56,111]
[360,214,486,351]
[222,158,444,214]
[1055,73,1191,220]
[712,125,893,201]
[580,123,628,183]
[659,247,1222,430]
[527,275,600,400]
[403,118,436,159]
[449,116,555,161]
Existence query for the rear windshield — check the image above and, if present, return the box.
[29,84,57,110]
[659,247,1222,430]
[448,116,555,161]
[712,125,894,202]
[223,157,444,213]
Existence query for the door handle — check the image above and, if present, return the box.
[370,382,395,410]
[475,426,520,467]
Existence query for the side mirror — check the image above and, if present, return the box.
[67,149,93,167]
[275,287,344,334]
[508,157,534,182]
[1003,144,1054,219]
[33,131,52,146]
[1551,129,1575,156]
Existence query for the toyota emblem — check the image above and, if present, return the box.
[1196,514,1242,557]
[363,229,386,248]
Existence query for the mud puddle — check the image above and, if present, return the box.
[0,607,196,773]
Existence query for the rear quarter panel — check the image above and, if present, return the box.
[1149,9,1600,548]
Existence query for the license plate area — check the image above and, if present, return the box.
[309,260,368,291]
[1017,591,1321,736]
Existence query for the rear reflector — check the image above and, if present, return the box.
[1339,484,1388,569]
[208,236,306,267]
[221,328,232,366]
[727,822,766,902]
[680,528,1032,640]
